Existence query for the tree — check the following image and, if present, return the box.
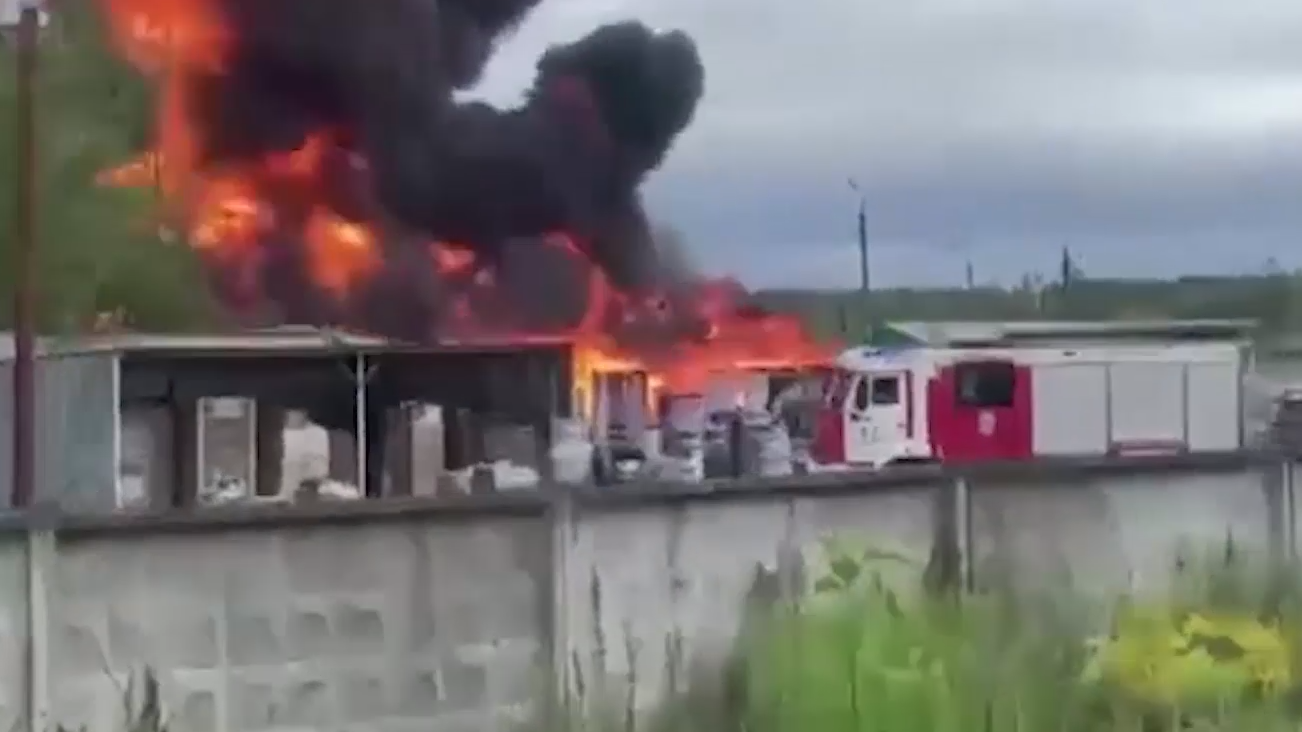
[0,0,216,333]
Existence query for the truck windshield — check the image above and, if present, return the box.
[823,369,854,408]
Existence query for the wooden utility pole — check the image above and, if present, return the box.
[11,0,40,508]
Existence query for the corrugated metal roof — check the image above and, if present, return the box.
[882,319,1258,347]
[89,327,391,354]
[0,326,558,362]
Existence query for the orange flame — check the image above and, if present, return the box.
[304,209,379,296]
[94,0,835,422]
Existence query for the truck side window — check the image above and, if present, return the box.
[955,361,1015,407]
[871,376,900,405]
[852,376,870,412]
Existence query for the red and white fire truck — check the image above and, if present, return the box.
[811,341,1248,467]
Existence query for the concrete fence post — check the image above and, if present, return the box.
[549,492,574,713]
[540,455,576,727]
[1263,457,1296,564]
[955,476,973,591]
[22,524,54,732]
[1284,460,1297,561]
[924,476,966,594]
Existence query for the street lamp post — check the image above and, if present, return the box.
[9,0,40,508]
[845,178,872,341]
[847,178,869,292]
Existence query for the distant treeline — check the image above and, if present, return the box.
[754,274,1302,343]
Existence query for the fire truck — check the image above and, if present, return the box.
[811,339,1249,468]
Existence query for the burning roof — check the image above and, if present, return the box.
[92,0,833,395]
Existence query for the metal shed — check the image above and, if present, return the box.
[0,327,572,510]
[0,332,117,510]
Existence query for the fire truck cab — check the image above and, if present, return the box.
[814,347,965,468]
[813,341,1246,468]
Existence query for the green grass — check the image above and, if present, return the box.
[560,537,1302,732]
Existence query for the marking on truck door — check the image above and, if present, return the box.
[978,410,996,437]
[852,376,871,444]
[871,375,901,442]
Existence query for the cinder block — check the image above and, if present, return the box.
[225,610,284,667]
[171,688,217,732]
[278,673,334,728]
[440,655,488,711]
[132,538,224,599]
[482,641,544,707]
[163,669,222,732]
[383,711,496,732]
[227,674,278,730]
[433,599,484,647]
[392,595,439,656]
[425,526,523,582]
[331,599,386,656]
[378,718,479,732]
[395,667,442,717]
[280,527,389,594]
[52,542,118,600]
[107,605,220,670]
[285,604,331,661]
[335,668,390,721]
[478,583,542,642]
[49,679,104,732]
[159,613,221,670]
[106,609,151,668]
[211,532,285,591]
[53,606,108,678]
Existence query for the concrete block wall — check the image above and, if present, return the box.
[46,514,551,732]
[0,454,1287,732]
[568,461,1286,711]
[560,486,937,710]
[0,536,27,732]
[968,465,1279,594]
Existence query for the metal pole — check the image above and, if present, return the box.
[848,178,869,293]
[847,178,871,342]
[856,197,869,292]
[11,1,39,508]
[354,353,367,496]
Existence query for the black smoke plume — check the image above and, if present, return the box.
[183,0,705,341]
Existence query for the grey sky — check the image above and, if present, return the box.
[472,0,1302,288]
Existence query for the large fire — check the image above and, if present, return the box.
[93,0,834,418]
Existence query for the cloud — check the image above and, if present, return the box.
[471,0,1302,285]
